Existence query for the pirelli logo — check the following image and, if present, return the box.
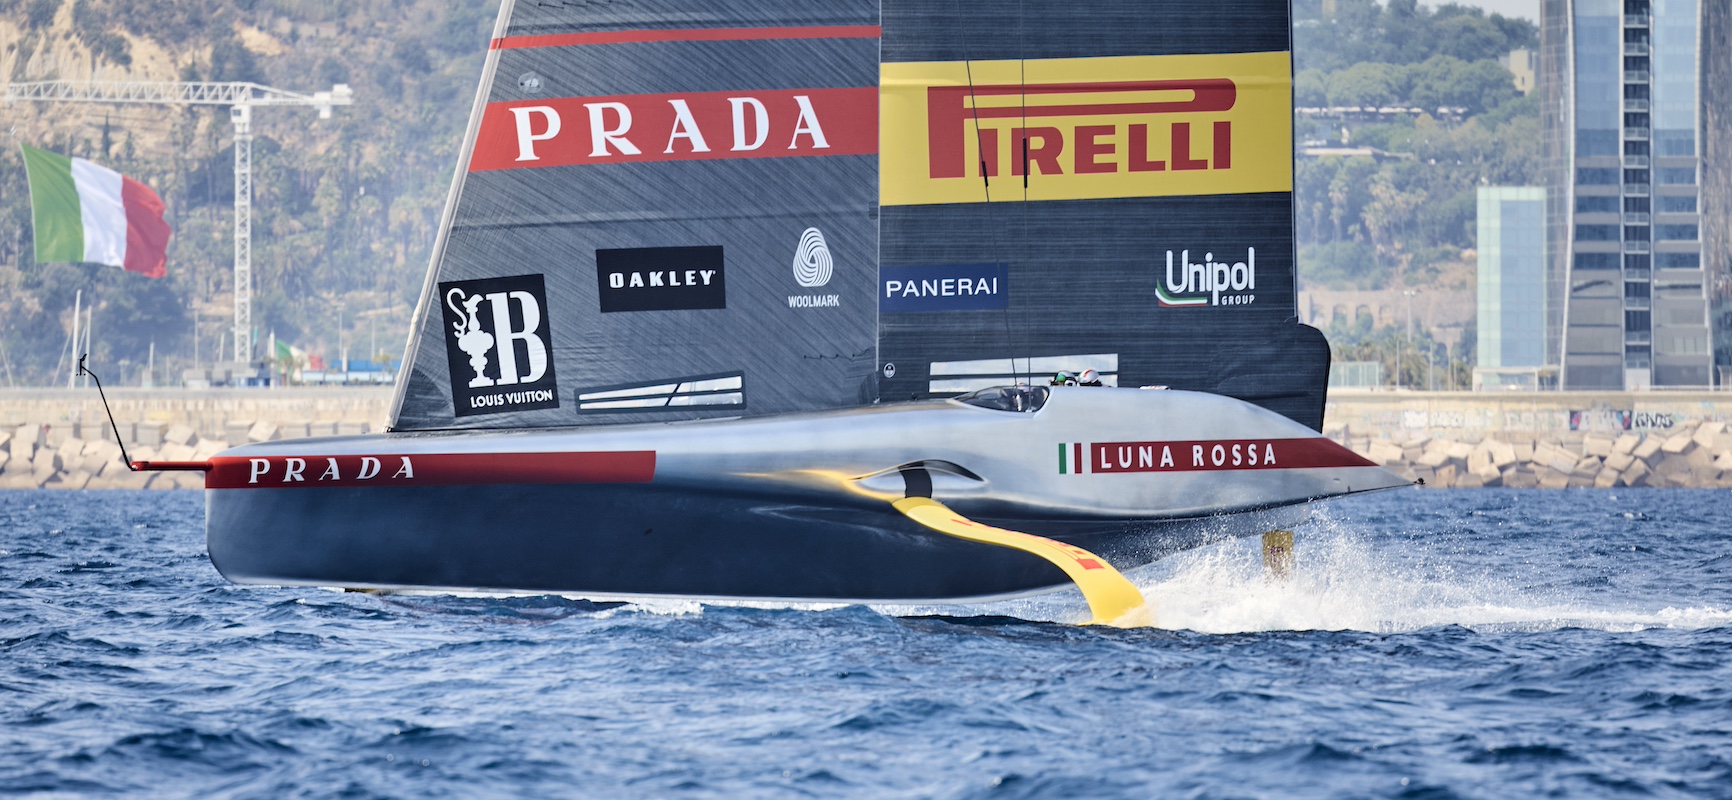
[882,53,1292,206]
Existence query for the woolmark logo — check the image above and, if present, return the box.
[792,228,832,287]
[469,88,877,172]
[788,227,839,309]
[439,274,560,417]
[1158,248,1257,308]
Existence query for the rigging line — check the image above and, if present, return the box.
[1009,0,1027,385]
[954,0,1020,390]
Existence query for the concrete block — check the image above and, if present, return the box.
[1661,432,1695,454]
[1713,451,1732,472]
[45,426,69,448]
[1453,471,1486,489]
[1567,475,1594,489]
[1685,447,1715,471]
[279,422,310,440]
[1604,451,1635,472]
[156,442,195,462]
[1418,450,1450,468]
[164,425,196,447]
[1445,441,1473,460]
[58,470,91,490]
[1503,468,1539,489]
[1488,440,1517,468]
[248,421,280,443]
[1693,422,1725,448]
[1411,466,1436,486]
[98,457,130,478]
[1612,434,1640,455]
[56,437,84,462]
[1512,441,1535,463]
[1368,441,1405,465]
[1632,437,1664,460]
[1572,456,1603,477]
[1432,464,1458,488]
[30,461,57,487]
[1545,450,1579,475]
[1594,467,1619,489]
[14,424,45,450]
[226,421,254,444]
[0,451,8,472]
[0,430,10,450]
[1583,436,1613,457]
[337,422,370,436]
[1538,469,1570,489]
[191,439,226,461]
[80,439,108,456]
[78,453,107,475]
[134,422,165,446]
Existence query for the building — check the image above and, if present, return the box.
[1502,48,1537,94]
[1476,187,1550,389]
[1542,0,1727,389]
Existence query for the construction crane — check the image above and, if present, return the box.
[4,80,354,364]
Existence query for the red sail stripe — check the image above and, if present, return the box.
[491,25,882,50]
[207,451,656,489]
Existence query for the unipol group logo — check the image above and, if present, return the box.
[1158,247,1258,307]
[880,52,1292,206]
[439,274,559,417]
[788,227,840,309]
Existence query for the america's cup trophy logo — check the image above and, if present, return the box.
[447,288,496,388]
[437,274,560,417]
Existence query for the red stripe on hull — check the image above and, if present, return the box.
[208,451,656,489]
[1085,438,1375,474]
[490,25,882,50]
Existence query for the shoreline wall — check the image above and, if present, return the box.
[1325,390,1732,488]
[3,387,1731,489]
[0,387,393,490]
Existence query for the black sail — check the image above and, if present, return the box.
[876,0,1331,430]
[391,0,881,430]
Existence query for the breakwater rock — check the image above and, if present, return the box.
[1337,422,1732,488]
[0,388,391,490]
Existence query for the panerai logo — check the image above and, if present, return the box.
[1158,248,1257,307]
[439,274,560,417]
[788,227,839,309]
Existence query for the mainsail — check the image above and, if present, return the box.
[876,0,1330,430]
[392,0,881,430]
[394,0,1330,433]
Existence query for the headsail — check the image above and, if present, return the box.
[877,0,1331,430]
[392,0,881,431]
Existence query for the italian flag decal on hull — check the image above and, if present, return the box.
[1061,439,1377,474]
[20,144,171,278]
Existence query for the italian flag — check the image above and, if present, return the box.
[21,144,171,278]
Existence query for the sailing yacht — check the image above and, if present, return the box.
[182,0,1408,625]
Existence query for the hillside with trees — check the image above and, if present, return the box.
[0,0,494,386]
[1293,0,1540,386]
[0,0,1537,388]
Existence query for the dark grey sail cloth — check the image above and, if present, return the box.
[877,0,1333,432]
[391,0,880,431]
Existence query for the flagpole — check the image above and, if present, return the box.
[68,289,80,389]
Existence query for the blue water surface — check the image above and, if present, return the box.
[2,489,1730,798]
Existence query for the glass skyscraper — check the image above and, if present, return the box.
[1478,187,1549,384]
[1543,0,1725,388]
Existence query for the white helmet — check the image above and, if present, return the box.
[1079,368,1099,384]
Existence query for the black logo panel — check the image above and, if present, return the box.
[596,246,726,312]
[439,274,560,417]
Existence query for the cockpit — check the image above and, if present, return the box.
[954,385,1049,413]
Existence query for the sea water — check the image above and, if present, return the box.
[2,489,1729,798]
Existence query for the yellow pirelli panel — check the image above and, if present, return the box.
[881,52,1292,206]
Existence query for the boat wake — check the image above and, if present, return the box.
[594,508,1732,635]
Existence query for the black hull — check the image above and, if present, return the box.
[207,484,1303,603]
